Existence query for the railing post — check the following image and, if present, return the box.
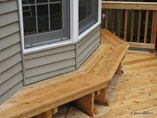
[150,11,157,53]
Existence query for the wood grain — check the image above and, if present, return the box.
[127,42,155,49]
[102,1,157,10]
[52,51,157,118]
[144,10,149,43]
[99,51,157,118]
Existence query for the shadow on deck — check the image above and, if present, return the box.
[53,51,157,118]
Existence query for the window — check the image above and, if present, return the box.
[79,0,98,34]
[22,0,70,48]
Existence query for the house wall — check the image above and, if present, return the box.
[24,25,101,85]
[0,0,24,104]
[76,26,101,68]
[0,0,101,104]
[24,45,76,85]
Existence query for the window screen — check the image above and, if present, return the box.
[22,0,70,48]
[79,0,98,34]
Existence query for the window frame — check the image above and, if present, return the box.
[22,0,70,48]
[18,0,101,54]
[79,0,98,34]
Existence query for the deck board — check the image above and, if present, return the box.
[97,52,157,118]
[53,51,157,118]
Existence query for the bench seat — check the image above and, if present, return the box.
[0,29,129,118]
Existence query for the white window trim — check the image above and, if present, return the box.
[18,0,101,54]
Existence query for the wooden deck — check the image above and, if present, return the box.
[101,51,157,118]
[0,30,128,118]
[53,51,157,118]
[0,29,156,118]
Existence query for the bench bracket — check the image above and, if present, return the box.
[95,88,109,106]
[72,93,95,117]
[116,63,124,75]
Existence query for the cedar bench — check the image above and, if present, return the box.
[0,29,129,118]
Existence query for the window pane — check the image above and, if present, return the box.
[50,0,61,2]
[50,3,62,31]
[37,0,48,3]
[23,6,36,35]
[79,0,92,22]
[22,0,35,4]
[37,5,49,33]
[79,0,98,34]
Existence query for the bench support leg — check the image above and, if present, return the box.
[34,108,58,118]
[72,93,95,117]
[116,63,124,75]
[95,88,109,106]
[116,55,126,75]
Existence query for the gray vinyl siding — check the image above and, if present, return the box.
[0,53,22,73]
[0,0,24,104]
[76,26,101,68]
[0,72,23,95]
[0,22,19,38]
[0,32,20,50]
[0,11,19,27]
[0,63,22,84]
[0,43,21,61]
[25,66,76,85]
[24,25,101,85]
[0,0,18,15]
[24,45,76,85]
[0,0,101,104]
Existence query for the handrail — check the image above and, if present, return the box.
[102,1,157,53]
[102,1,157,10]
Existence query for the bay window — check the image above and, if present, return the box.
[21,0,100,51]
[79,0,98,34]
[22,0,70,48]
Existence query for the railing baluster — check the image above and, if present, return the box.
[101,9,103,28]
[144,10,149,43]
[150,11,157,53]
[105,9,108,29]
[124,10,128,42]
[111,9,115,33]
[131,10,134,42]
[118,9,121,38]
[137,10,142,42]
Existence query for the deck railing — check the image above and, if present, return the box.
[102,1,157,53]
